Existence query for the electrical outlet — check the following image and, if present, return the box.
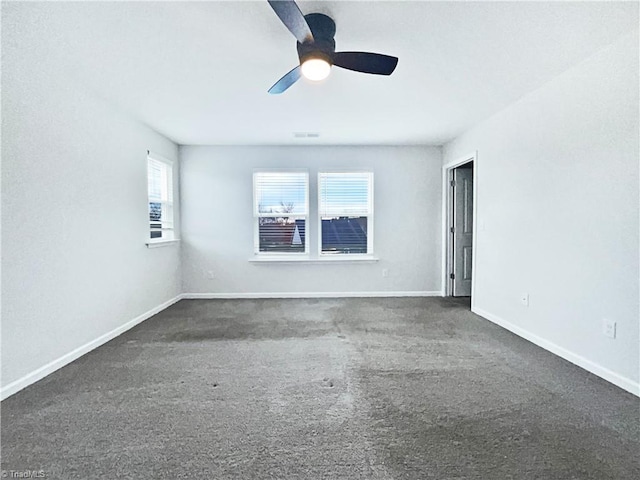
[603,319,616,339]
[206,270,215,280]
[382,268,389,278]
[520,293,529,307]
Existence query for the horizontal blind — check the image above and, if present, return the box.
[148,155,174,239]
[148,157,173,203]
[254,172,308,216]
[319,172,373,217]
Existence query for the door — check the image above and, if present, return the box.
[452,166,473,296]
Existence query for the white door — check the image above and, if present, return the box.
[453,166,473,296]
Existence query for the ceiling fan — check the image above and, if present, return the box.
[267,0,399,94]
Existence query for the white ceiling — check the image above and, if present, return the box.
[6,1,639,145]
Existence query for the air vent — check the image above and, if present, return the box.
[293,132,320,138]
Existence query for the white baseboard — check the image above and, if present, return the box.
[182,291,442,299]
[473,306,640,397]
[0,295,183,401]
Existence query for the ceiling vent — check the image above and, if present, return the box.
[293,132,320,138]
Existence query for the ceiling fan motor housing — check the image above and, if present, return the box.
[297,13,336,65]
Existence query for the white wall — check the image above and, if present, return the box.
[1,6,182,396]
[180,146,442,296]
[444,31,639,393]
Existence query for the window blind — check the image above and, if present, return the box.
[319,172,373,217]
[147,155,174,240]
[254,172,309,216]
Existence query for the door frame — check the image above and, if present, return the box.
[441,152,478,306]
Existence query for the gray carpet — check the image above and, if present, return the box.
[1,297,639,479]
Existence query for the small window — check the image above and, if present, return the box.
[147,153,174,241]
[253,171,309,254]
[319,172,373,255]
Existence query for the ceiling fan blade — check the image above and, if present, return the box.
[333,52,398,75]
[268,65,302,94]
[267,0,314,44]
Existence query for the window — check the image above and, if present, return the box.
[253,171,309,254]
[319,172,373,255]
[147,152,174,241]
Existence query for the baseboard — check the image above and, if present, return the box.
[0,295,183,401]
[183,291,442,299]
[472,306,640,397]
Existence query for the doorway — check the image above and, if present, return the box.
[442,152,477,305]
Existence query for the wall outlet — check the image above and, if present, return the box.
[603,319,616,339]
[520,293,529,307]
[382,268,389,278]
[206,270,215,280]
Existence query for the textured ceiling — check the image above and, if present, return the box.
[4,1,639,145]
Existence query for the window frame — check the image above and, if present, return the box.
[317,171,374,257]
[147,151,175,244]
[253,169,310,256]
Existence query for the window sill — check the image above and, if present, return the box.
[146,239,180,249]
[249,255,379,264]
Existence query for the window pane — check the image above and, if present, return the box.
[319,172,372,217]
[321,216,367,254]
[149,202,162,221]
[255,172,308,215]
[150,225,163,239]
[147,155,173,240]
[149,201,163,238]
[259,218,306,253]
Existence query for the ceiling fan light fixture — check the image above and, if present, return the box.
[301,58,331,81]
